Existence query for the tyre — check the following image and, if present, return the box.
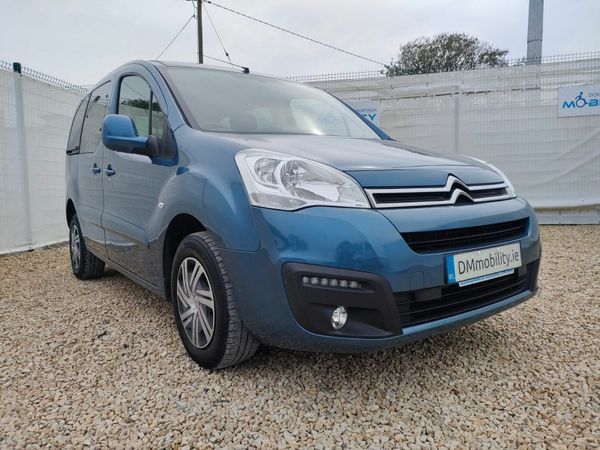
[69,214,105,279]
[171,232,259,369]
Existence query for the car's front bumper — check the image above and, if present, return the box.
[220,197,541,352]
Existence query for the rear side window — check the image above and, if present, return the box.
[66,95,90,154]
[80,82,112,154]
[118,76,166,141]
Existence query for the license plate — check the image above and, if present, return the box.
[446,242,522,287]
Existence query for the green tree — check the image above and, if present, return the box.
[385,33,508,77]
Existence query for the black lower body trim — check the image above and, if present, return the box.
[396,261,539,327]
[282,259,540,338]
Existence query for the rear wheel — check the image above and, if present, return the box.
[69,214,105,279]
[171,232,259,369]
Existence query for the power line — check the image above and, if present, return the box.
[204,0,386,66]
[202,2,233,67]
[156,14,195,59]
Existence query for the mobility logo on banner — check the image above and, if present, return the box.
[558,84,600,117]
[346,100,381,127]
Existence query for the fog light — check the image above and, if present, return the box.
[331,306,348,330]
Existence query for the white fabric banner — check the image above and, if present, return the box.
[346,100,381,127]
[558,84,600,117]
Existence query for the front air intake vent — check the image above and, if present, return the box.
[401,218,529,254]
[395,262,534,327]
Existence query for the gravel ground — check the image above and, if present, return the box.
[0,226,599,449]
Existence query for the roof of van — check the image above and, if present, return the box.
[89,60,289,93]
[149,60,245,73]
[149,60,291,83]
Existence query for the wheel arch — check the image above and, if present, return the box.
[66,199,76,226]
[162,213,206,301]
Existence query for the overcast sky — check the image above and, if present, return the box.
[1,0,599,85]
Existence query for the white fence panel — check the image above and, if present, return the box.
[0,69,83,254]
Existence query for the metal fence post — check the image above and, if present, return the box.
[12,62,33,250]
[452,89,461,154]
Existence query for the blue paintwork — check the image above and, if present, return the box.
[65,60,541,352]
[218,198,540,349]
[102,114,149,153]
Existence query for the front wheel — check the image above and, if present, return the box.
[171,232,259,369]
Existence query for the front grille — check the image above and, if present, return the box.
[401,218,528,254]
[371,187,508,205]
[365,175,513,208]
[395,264,532,327]
[470,187,508,199]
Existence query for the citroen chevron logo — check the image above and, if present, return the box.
[445,176,475,203]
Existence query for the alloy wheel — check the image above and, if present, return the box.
[70,223,81,271]
[176,257,216,349]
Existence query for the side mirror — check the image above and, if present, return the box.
[101,114,160,158]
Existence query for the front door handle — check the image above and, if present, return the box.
[91,164,101,174]
[104,165,116,176]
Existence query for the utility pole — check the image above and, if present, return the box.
[526,0,544,64]
[187,0,203,63]
[197,0,203,64]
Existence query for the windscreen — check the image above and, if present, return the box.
[164,67,378,139]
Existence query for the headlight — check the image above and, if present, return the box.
[235,149,370,210]
[467,157,517,198]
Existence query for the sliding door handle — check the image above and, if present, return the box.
[104,165,116,176]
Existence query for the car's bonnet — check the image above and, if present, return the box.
[213,133,504,187]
